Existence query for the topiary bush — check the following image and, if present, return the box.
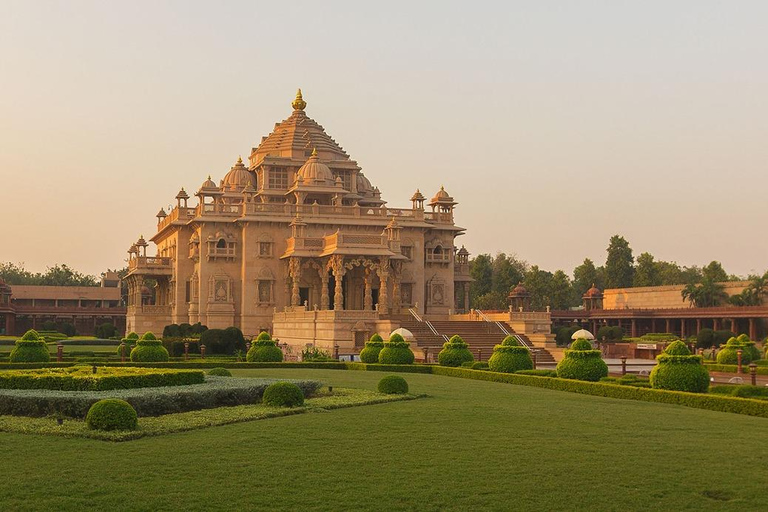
[378,333,414,364]
[650,340,710,393]
[488,336,533,373]
[556,338,608,382]
[246,332,283,362]
[736,334,761,362]
[199,327,247,355]
[377,375,409,394]
[9,330,51,363]
[262,381,304,407]
[207,367,232,377]
[716,337,754,365]
[86,399,138,431]
[130,332,170,362]
[359,333,385,363]
[437,335,474,367]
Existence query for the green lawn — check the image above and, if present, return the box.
[1,369,766,511]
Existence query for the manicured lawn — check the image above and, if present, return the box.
[1,369,766,511]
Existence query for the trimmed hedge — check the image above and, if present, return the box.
[246,332,283,362]
[207,367,232,377]
[378,333,414,365]
[359,333,385,364]
[9,330,50,363]
[130,337,170,363]
[716,337,754,365]
[378,375,409,394]
[0,367,205,391]
[437,335,474,367]
[556,338,608,382]
[650,341,710,393]
[488,336,533,373]
[262,381,305,407]
[86,399,138,431]
[431,366,768,418]
[345,363,433,373]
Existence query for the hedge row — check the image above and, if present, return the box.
[0,368,204,391]
[345,363,433,373]
[0,361,349,370]
[703,363,768,376]
[431,366,768,418]
[0,377,322,418]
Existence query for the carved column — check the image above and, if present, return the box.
[392,274,401,313]
[330,255,346,311]
[364,268,373,310]
[289,257,301,307]
[463,284,469,314]
[377,257,390,315]
[319,265,330,310]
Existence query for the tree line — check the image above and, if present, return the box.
[470,235,763,311]
[0,262,101,287]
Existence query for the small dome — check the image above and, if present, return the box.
[136,236,148,247]
[410,189,425,201]
[222,157,256,191]
[156,208,167,218]
[200,175,217,190]
[457,245,469,256]
[297,149,333,184]
[175,188,189,200]
[430,186,456,206]
[128,244,138,254]
[509,283,529,297]
[583,284,603,298]
[357,172,374,194]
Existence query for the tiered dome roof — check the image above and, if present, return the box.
[222,157,256,191]
[297,149,334,184]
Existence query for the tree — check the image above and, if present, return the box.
[633,252,661,287]
[605,235,634,289]
[0,262,98,286]
[681,277,728,308]
[702,261,728,283]
[655,261,684,285]
[491,254,526,297]
[469,254,493,304]
[523,266,554,310]
[549,270,575,310]
[573,258,603,298]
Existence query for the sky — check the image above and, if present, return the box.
[1,1,767,278]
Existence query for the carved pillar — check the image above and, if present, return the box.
[392,274,401,313]
[463,284,469,314]
[289,257,301,307]
[319,265,330,310]
[377,257,390,315]
[330,255,346,311]
[749,318,757,340]
[364,268,373,310]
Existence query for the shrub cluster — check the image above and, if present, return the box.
[359,333,384,363]
[650,341,710,393]
[301,346,335,362]
[735,334,762,362]
[600,375,652,388]
[437,335,474,367]
[130,332,170,362]
[716,336,754,366]
[162,322,208,339]
[378,333,414,364]
[710,385,768,400]
[246,332,284,362]
[95,323,118,340]
[262,381,305,407]
[696,328,736,349]
[488,335,533,373]
[199,327,246,355]
[0,367,205,391]
[377,375,409,394]
[9,330,50,363]
[556,338,608,382]
[0,377,322,418]
[86,399,138,431]
[597,325,623,342]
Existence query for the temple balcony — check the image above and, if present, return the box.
[127,256,173,276]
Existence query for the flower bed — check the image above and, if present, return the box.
[0,367,205,391]
[0,376,322,418]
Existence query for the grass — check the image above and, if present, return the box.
[0,369,766,511]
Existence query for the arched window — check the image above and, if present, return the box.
[216,239,226,249]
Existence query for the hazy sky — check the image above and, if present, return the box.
[2,1,767,278]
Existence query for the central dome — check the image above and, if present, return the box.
[297,149,333,184]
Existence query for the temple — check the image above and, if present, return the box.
[124,90,475,353]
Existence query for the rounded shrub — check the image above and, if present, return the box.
[377,375,409,394]
[359,333,385,364]
[716,337,754,365]
[556,338,608,382]
[736,334,761,362]
[437,335,474,367]
[378,333,414,364]
[207,367,232,377]
[246,331,283,362]
[262,381,304,407]
[650,340,710,393]
[130,332,170,362]
[9,330,50,363]
[488,338,533,373]
[86,399,138,431]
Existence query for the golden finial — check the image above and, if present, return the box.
[292,88,306,111]
[237,156,243,164]
[311,147,317,157]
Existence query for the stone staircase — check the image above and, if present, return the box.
[396,317,555,364]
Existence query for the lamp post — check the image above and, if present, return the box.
[120,342,126,363]
[749,363,758,386]
[737,349,743,374]
[184,341,189,361]
[620,356,627,376]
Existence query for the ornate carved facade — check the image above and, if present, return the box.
[124,91,472,348]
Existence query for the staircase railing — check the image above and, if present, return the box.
[426,320,450,342]
[407,307,422,323]
[475,309,533,350]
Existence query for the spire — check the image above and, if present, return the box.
[311,147,317,157]
[237,156,243,164]
[292,88,306,111]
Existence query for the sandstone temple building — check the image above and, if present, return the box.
[124,90,485,354]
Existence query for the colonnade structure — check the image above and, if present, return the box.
[551,283,768,341]
[124,90,472,352]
